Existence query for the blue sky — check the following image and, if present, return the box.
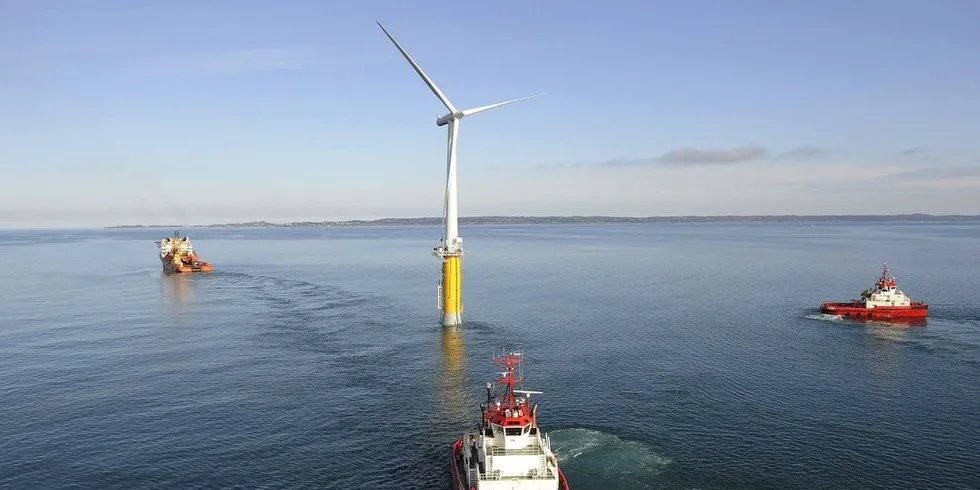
[1,0,978,227]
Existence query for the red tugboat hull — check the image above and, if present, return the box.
[820,301,928,319]
[820,263,927,323]
[451,439,570,490]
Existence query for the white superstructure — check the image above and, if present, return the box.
[454,353,567,490]
[156,231,193,259]
[860,263,912,308]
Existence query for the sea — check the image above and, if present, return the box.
[1,222,978,490]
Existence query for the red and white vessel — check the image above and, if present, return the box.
[451,352,570,490]
[820,263,928,321]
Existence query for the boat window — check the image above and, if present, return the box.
[505,428,522,436]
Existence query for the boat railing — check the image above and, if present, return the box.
[478,467,556,481]
[488,445,545,456]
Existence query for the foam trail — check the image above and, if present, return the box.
[548,428,672,489]
[806,313,844,322]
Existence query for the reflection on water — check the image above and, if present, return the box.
[865,322,911,384]
[839,315,928,329]
[867,323,913,342]
[438,326,470,424]
[442,326,464,376]
[161,273,194,310]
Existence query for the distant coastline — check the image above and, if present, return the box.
[105,214,980,229]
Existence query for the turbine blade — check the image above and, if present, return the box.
[460,93,544,117]
[377,22,456,113]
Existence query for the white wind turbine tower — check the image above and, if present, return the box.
[377,21,541,327]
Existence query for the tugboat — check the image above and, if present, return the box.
[820,263,927,321]
[156,231,213,273]
[451,351,570,490]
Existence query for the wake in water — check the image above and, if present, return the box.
[806,311,980,365]
[805,312,926,329]
[215,271,374,312]
[205,271,393,355]
[549,428,671,489]
[805,313,844,323]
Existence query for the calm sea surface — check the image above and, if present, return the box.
[1,222,978,489]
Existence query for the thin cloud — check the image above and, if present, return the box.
[594,145,767,167]
[658,146,767,165]
[536,162,589,170]
[540,144,836,171]
[899,146,929,156]
[897,146,931,161]
[878,165,980,183]
[598,158,657,167]
[776,146,839,160]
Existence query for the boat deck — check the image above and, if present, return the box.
[459,437,558,483]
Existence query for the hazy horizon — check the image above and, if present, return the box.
[3,212,979,231]
[3,1,979,228]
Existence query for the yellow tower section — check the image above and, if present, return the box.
[440,254,463,326]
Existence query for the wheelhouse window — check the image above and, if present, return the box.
[505,428,522,436]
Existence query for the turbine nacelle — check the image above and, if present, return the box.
[436,112,462,127]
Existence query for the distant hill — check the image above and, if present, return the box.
[105,214,980,229]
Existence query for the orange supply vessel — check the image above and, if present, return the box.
[820,263,927,321]
[156,231,213,273]
[451,351,570,490]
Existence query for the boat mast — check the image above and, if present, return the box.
[493,351,524,408]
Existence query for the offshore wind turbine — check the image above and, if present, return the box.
[377,21,540,327]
